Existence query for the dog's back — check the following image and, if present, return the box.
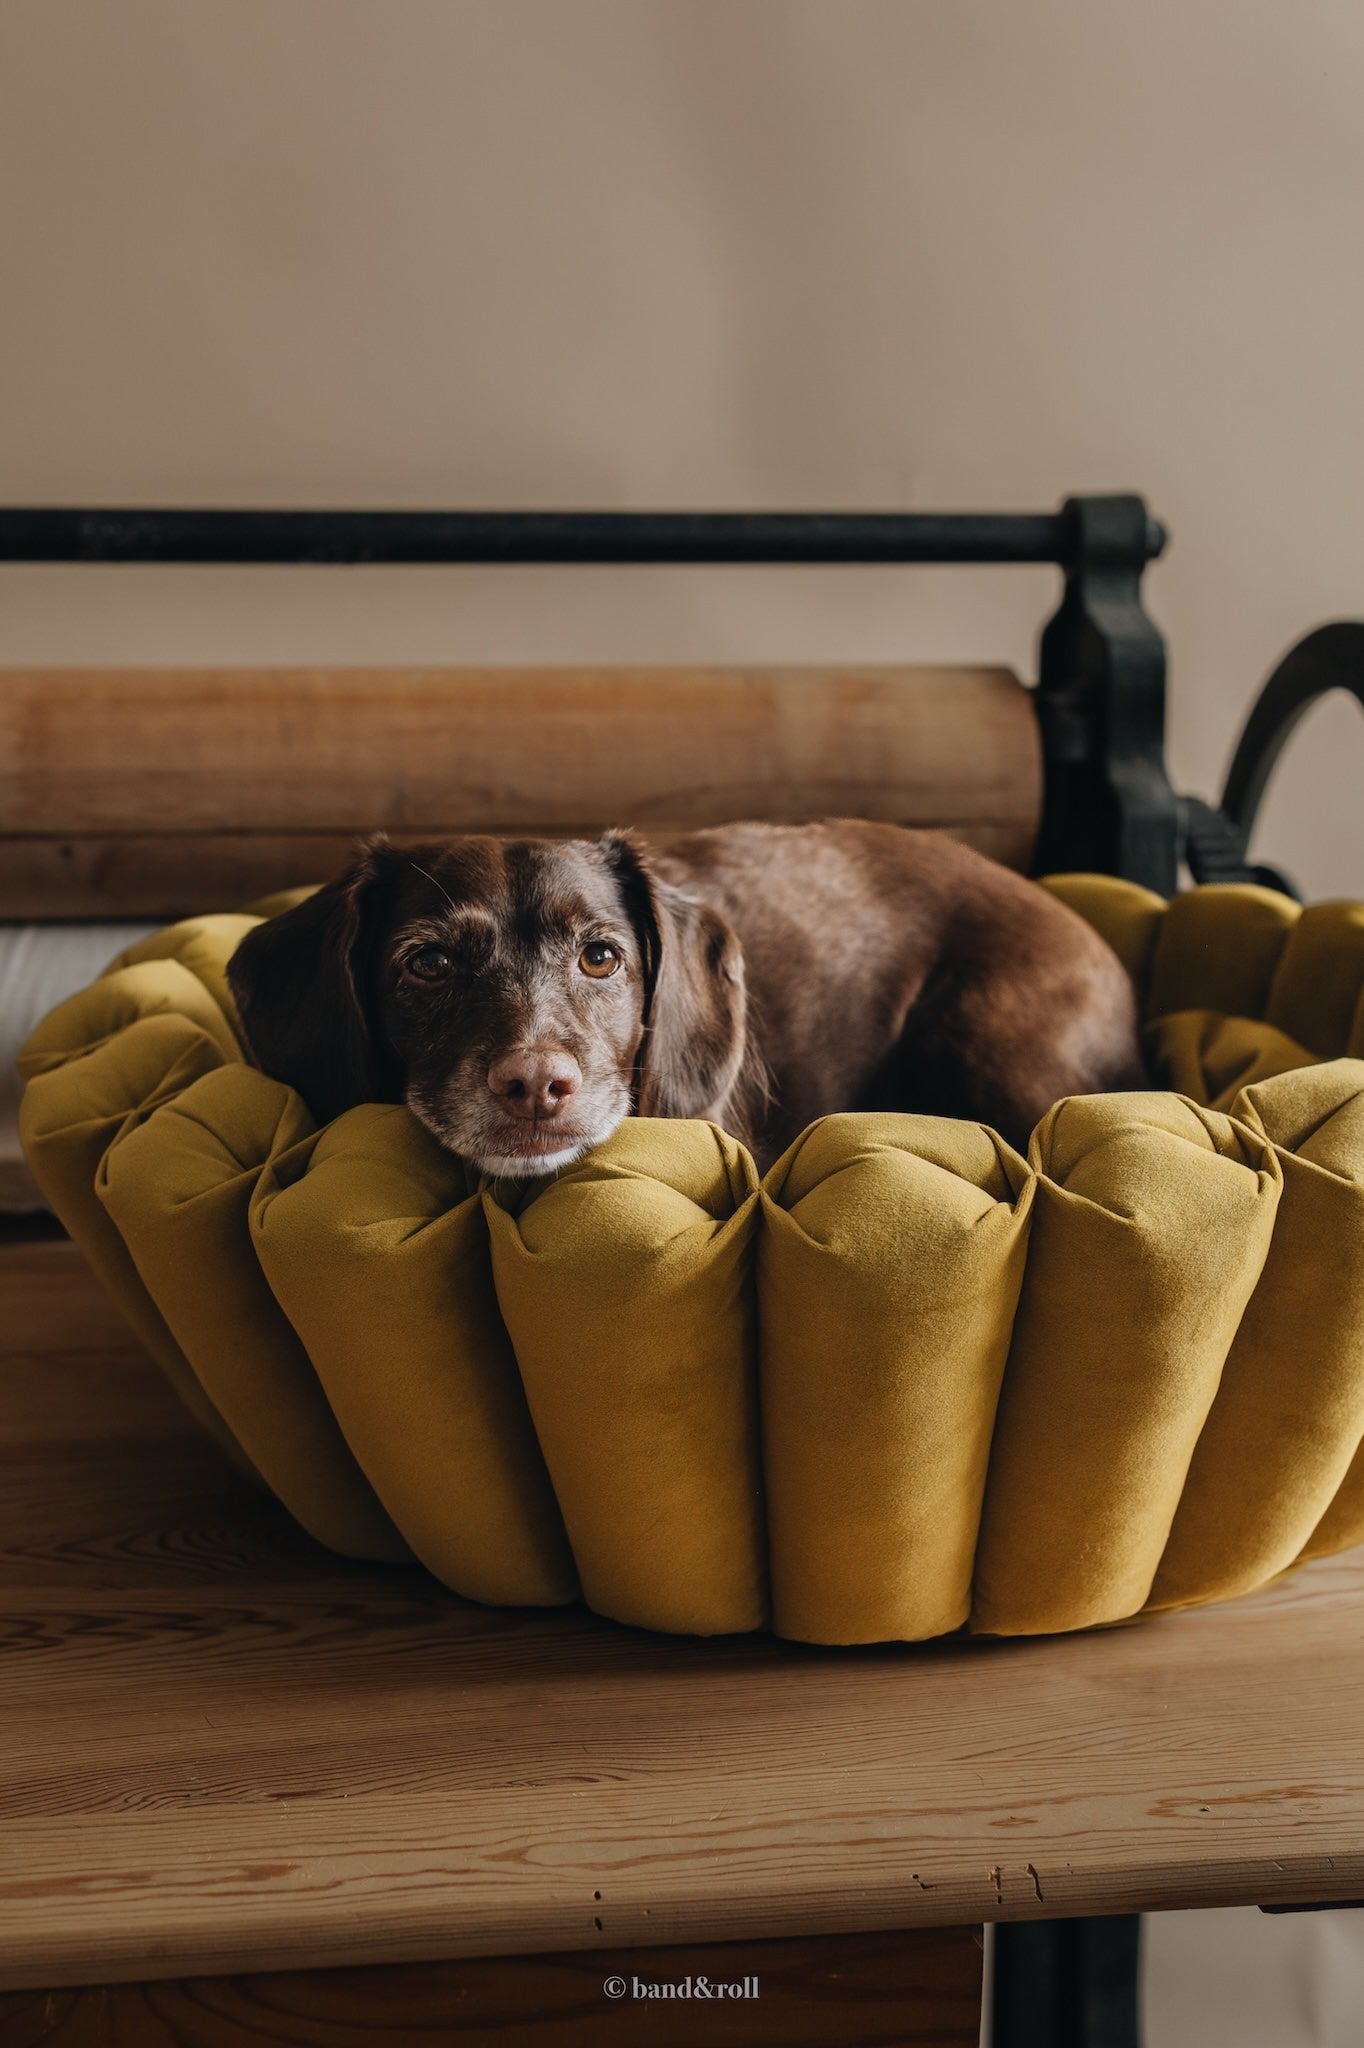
[652,820,1145,1156]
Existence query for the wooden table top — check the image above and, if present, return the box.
[3,1298,1364,1992]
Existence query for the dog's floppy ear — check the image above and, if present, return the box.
[600,832,748,1122]
[226,837,402,1124]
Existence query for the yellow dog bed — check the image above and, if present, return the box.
[19,877,1364,1644]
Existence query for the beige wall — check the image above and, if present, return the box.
[2,0,1362,898]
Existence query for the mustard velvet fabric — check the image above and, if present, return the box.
[485,1121,765,1635]
[1303,1428,1364,1562]
[1150,1062,1364,1604]
[18,971,253,1472]
[1144,1012,1321,1109]
[98,1064,409,1563]
[18,875,1364,1646]
[971,1094,1281,1634]
[758,1114,1032,1644]
[251,1105,578,1609]
[1147,885,1303,1024]
[1266,902,1364,1056]
[103,915,261,1037]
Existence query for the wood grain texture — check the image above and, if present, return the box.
[2,822,1034,923]
[0,664,1040,916]
[0,1928,983,2046]
[2,1299,1363,1992]
[0,1236,136,1357]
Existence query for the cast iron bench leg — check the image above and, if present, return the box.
[992,1914,1142,2048]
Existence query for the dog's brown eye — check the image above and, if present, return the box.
[404,944,454,982]
[578,941,621,979]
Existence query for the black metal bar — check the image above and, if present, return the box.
[993,1916,1143,2048]
[0,506,1166,568]
[1032,494,1178,896]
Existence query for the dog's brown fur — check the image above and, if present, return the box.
[227,820,1145,1174]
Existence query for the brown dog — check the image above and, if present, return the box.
[226,820,1145,1175]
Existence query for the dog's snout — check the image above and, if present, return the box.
[487,1047,583,1120]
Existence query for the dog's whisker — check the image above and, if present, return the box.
[408,859,462,917]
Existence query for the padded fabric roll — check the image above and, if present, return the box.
[1304,1426,1364,1561]
[1150,1061,1364,1608]
[1145,1012,1321,1110]
[1147,885,1302,1024]
[252,1105,576,1608]
[485,1120,764,1636]
[1266,902,1364,1057]
[20,955,242,1077]
[759,1113,1033,1644]
[972,1093,1282,1635]
[1261,901,1359,1056]
[103,915,261,1037]
[99,1064,408,1563]
[17,980,251,1471]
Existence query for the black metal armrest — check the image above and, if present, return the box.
[1182,621,1364,898]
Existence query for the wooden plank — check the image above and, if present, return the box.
[0,1233,136,1357]
[0,1927,984,2046]
[2,1337,1364,1991]
[0,664,1037,834]
[0,664,1041,915]
[0,820,1031,922]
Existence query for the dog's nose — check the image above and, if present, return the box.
[487,1048,583,1120]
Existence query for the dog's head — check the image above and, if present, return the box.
[226,833,748,1176]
